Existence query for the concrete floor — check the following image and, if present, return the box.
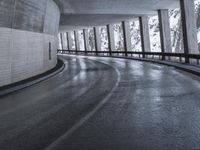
[0,55,200,150]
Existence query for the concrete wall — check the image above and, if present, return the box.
[0,0,60,86]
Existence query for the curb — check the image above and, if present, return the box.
[0,59,65,97]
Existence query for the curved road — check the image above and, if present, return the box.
[0,55,200,150]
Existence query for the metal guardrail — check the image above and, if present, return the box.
[57,49,200,65]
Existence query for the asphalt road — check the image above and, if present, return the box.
[0,55,200,150]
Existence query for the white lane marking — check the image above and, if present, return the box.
[45,63,121,150]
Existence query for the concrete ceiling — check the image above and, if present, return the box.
[54,0,180,31]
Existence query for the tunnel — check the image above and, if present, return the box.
[0,0,200,150]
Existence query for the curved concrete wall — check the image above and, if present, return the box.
[0,0,60,86]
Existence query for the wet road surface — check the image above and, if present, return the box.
[0,55,200,150]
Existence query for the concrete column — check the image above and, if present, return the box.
[122,21,132,56]
[73,31,77,52]
[60,33,64,50]
[67,31,73,50]
[180,0,198,63]
[83,29,90,52]
[158,9,172,60]
[94,27,101,54]
[139,16,151,58]
[107,24,115,55]
[66,32,70,50]
[75,30,80,51]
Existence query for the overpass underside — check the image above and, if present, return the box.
[58,0,200,65]
[0,0,200,150]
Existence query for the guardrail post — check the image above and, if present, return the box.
[139,16,151,58]
[158,9,172,61]
[107,24,115,56]
[122,21,131,57]
[180,0,198,63]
